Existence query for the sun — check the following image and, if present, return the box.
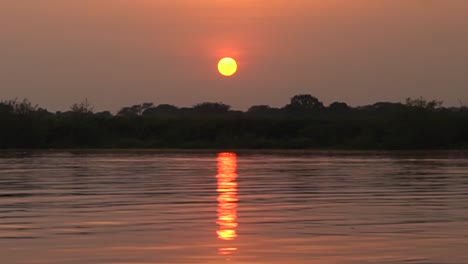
[218,57,238,77]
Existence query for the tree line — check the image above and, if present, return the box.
[1,95,468,149]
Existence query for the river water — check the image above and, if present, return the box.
[1,150,467,264]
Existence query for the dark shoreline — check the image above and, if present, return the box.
[2,96,468,150]
[2,148,468,156]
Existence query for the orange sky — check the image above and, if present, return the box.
[1,1,468,111]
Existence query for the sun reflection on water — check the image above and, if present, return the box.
[216,152,238,255]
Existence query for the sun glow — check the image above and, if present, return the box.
[217,57,238,77]
[216,152,239,255]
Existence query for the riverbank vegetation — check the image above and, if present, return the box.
[1,95,468,149]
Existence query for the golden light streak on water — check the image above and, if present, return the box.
[216,152,239,255]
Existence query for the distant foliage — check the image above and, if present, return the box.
[328,102,351,113]
[1,94,467,149]
[192,102,231,113]
[70,98,94,114]
[247,105,282,116]
[118,102,154,117]
[284,94,324,113]
[143,104,179,116]
[405,97,443,110]
[1,98,38,115]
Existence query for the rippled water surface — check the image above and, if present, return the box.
[1,150,468,264]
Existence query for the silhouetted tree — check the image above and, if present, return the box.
[70,98,94,114]
[192,102,231,113]
[406,97,443,110]
[284,94,324,113]
[0,98,38,116]
[328,102,351,113]
[118,102,154,117]
[143,104,179,116]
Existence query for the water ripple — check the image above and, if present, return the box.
[1,151,468,264]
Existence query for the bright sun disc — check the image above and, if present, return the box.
[218,57,238,77]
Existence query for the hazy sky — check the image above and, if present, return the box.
[1,0,468,111]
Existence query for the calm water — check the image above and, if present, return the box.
[1,150,468,264]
